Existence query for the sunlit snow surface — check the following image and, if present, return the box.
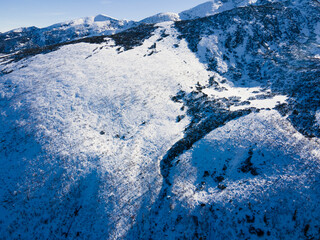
[0,21,319,239]
[179,0,259,20]
[0,23,210,239]
[172,110,320,210]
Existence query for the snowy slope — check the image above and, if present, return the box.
[176,0,320,138]
[0,22,212,239]
[140,12,180,24]
[94,14,119,22]
[179,0,261,20]
[137,110,320,239]
[0,1,320,239]
[178,0,314,20]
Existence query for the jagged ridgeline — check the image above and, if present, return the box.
[0,0,320,239]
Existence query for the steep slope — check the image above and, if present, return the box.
[0,22,214,239]
[0,1,320,239]
[176,0,320,138]
[129,111,320,239]
[179,0,274,20]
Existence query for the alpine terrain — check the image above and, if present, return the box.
[1,0,320,239]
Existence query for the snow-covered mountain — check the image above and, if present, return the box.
[0,15,137,54]
[1,0,320,239]
[140,12,180,24]
[0,0,287,54]
[179,0,266,20]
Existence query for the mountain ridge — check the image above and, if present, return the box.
[0,0,289,54]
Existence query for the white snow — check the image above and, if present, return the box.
[198,35,228,73]
[202,79,287,111]
[140,12,180,24]
[94,14,118,22]
[10,27,24,33]
[172,110,320,203]
[170,110,320,237]
[0,22,210,239]
[179,0,259,20]
[316,110,320,125]
[51,16,133,35]
[0,11,319,238]
[203,83,257,99]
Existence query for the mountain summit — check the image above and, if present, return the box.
[93,14,119,22]
[140,12,180,24]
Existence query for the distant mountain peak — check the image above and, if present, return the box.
[0,0,308,54]
[179,0,262,20]
[94,14,119,22]
[140,12,180,24]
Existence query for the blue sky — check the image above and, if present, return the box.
[0,0,207,32]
